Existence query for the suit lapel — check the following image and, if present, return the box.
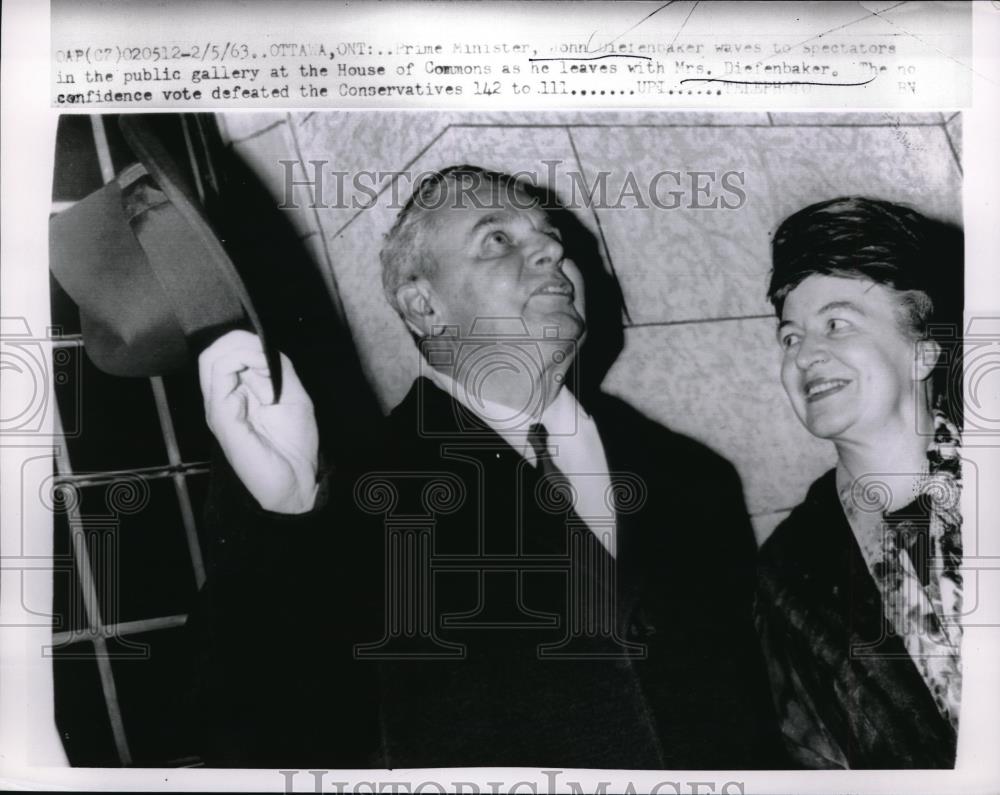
[587,395,648,631]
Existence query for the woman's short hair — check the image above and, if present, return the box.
[379,165,541,315]
[769,196,964,424]
[767,196,961,340]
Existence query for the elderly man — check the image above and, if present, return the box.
[191,166,782,768]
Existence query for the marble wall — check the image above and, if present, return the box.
[217,110,963,544]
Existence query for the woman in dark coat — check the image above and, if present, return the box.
[755,197,964,769]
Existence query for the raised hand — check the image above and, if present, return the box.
[198,330,319,513]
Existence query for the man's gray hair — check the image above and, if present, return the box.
[379,165,541,315]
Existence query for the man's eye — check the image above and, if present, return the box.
[780,333,800,350]
[827,318,851,334]
[486,230,509,248]
[544,229,562,243]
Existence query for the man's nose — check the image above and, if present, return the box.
[795,332,829,371]
[527,233,564,271]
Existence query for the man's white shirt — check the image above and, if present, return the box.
[426,365,616,556]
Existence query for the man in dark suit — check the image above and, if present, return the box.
[192,166,783,769]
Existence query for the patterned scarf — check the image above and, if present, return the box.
[837,410,963,729]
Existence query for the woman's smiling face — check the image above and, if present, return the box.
[778,274,924,444]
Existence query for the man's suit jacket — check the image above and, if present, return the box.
[755,470,957,768]
[189,378,784,769]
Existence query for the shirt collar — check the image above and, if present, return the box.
[424,361,586,462]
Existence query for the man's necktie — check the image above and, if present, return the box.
[525,423,639,657]
[525,422,573,556]
[527,423,568,497]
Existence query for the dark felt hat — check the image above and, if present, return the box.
[49,115,282,399]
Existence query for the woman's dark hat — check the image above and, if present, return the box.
[49,114,282,399]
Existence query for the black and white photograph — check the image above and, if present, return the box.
[42,109,965,771]
[2,1,999,793]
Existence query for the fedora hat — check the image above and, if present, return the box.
[49,114,282,399]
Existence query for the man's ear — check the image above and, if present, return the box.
[396,279,436,338]
[915,337,942,382]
